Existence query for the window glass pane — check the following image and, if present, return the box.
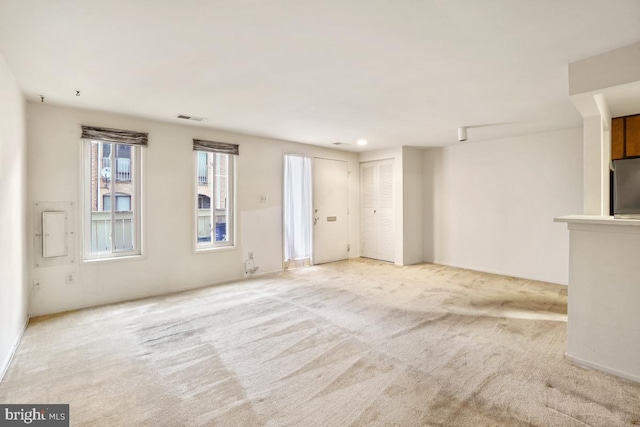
[116,195,131,211]
[197,193,211,243]
[197,152,208,184]
[113,211,134,250]
[114,146,135,251]
[115,144,131,182]
[103,195,111,211]
[90,141,112,253]
[215,153,229,242]
[195,151,233,247]
[87,140,138,256]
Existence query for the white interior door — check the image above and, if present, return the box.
[313,158,349,264]
[360,162,377,259]
[360,159,394,262]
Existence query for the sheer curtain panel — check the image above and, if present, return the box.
[284,155,312,261]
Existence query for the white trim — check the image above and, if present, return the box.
[0,316,29,384]
[565,353,640,384]
[426,260,567,286]
[28,268,284,318]
[81,253,147,265]
[193,245,238,255]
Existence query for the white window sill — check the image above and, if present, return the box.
[193,244,237,255]
[82,253,145,264]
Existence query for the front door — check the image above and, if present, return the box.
[313,158,349,264]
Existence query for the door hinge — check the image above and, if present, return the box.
[347,243,351,252]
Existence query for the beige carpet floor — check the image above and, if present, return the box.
[1,259,640,426]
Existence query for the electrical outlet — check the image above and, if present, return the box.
[66,273,75,284]
[33,279,41,290]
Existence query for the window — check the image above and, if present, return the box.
[82,125,146,260]
[193,138,238,249]
[198,194,211,209]
[103,193,131,212]
[197,152,208,184]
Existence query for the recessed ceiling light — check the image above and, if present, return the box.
[357,139,368,146]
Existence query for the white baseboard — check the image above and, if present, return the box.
[0,316,29,384]
[565,353,640,384]
[430,260,567,286]
[245,268,282,279]
[29,269,287,317]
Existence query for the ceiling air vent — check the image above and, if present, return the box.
[176,114,206,122]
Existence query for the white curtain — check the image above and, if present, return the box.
[284,154,312,261]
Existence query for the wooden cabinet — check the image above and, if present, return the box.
[626,115,640,157]
[612,114,640,160]
[612,117,625,160]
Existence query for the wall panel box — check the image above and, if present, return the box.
[33,201,76,268]
[42,211,68,258]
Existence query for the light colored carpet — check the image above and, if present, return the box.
[1,259,640,426]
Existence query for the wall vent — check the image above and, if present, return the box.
[176,114,206,122]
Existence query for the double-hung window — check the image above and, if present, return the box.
[82,126,146,260]
[194,139,238,249]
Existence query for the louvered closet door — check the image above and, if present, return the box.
[360,159,394,262]
[376,161,394,262]
[360,163,377,259]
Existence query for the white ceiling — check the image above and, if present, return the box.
[1,0,639,151]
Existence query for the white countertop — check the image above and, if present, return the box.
[555,215,640,226]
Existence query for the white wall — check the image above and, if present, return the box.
[402,147,423,265]
[423,128,583,285]
[0,53,27,379]
[27,103,359,316]
[569,41,640,96]
[583,116,607,215]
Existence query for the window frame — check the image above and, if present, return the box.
[193,150,235,252]
[82,139,143,261]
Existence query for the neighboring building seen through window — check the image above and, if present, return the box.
[196,151,233,247]
[101,144,132,182]
[84,140,141,258]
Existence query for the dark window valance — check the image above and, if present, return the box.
[81,125,148,146]
[193,139,239,155]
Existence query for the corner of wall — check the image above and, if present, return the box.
[0,51,29,383]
